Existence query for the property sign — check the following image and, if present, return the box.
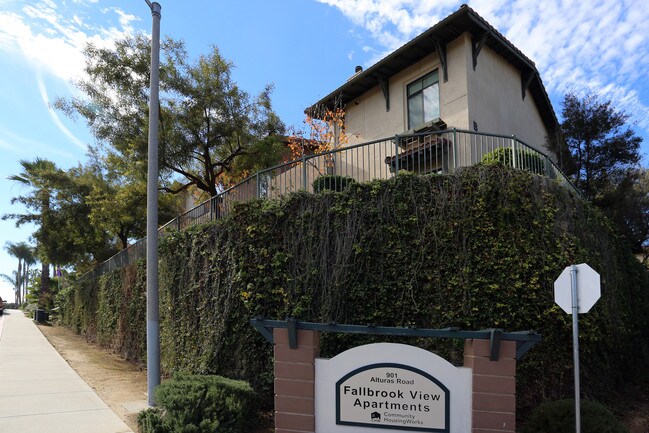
[316,343,471,433]
[336,363,449,431]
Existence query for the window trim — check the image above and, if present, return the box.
[406,70,440,130]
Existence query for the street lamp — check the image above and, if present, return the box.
[144,0,161,407]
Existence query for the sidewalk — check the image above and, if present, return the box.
[0,309,134,433]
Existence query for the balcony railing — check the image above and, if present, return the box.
[82,129,577,279]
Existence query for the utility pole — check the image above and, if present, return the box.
[144,0,161,407]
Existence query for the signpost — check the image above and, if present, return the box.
[554,264,601,433]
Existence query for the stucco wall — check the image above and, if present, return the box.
[343,32,551,157]
[465,40,549,152]
[344,35,471,145]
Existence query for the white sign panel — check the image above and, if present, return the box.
[554,263,601,314]
[337,363,448,430]
[316,343,472,433]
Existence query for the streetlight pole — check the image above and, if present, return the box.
[145,0,161,407]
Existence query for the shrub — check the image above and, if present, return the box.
[481,146,547,175]
[312,174,356,192]
[521,399,628,433]
[137,409,167,433]
[137,374,256,433]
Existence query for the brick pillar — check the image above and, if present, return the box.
[273,328,320,433]
[464,339,517,433]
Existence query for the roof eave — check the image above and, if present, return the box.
[306,5,559,134]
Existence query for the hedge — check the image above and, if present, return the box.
[312,174,357,192]
[137,374,256,433]
[60,164,649,412]
[521,399,628,433]
[481,146,547,176]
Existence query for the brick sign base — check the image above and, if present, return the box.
[272,328,517,433]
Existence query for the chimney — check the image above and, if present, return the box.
[347,65,364,81]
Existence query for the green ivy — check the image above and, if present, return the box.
[59,165,649,412]
[60,261,146,364]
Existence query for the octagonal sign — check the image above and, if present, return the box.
[554,263,601,314]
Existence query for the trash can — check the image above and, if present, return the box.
[34,309,49,323]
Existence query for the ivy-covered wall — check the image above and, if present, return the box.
[60,165,649,411]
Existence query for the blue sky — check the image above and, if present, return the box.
[1,0,648,301]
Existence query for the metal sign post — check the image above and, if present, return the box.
[569,265,581,433]
[554,263,601,433]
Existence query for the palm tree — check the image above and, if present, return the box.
[4,158,65,309]
[21,247,36,305]
[5,242,22,304]
[4,241,33,305]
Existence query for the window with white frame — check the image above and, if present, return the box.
[407,70,439,129]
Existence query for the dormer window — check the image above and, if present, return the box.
[407,70,439,130]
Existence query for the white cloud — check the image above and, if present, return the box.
[114,8,139,29]
[0,2,138,83]
[0,2,141,151]
[36,72,88,151]
[317,0,649,131]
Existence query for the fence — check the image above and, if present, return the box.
[84,129,577,279]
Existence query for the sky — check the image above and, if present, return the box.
[1,0,648,302]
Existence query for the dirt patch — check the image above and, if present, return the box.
[620,395,649,433]
[38,324,147,432]
[37,323,274,432]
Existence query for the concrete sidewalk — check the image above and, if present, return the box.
[0,309,134,433]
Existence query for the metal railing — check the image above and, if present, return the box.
[83,129,577,279]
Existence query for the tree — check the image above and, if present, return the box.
[55,35,285,199]
[4,243,23,304]
[20,245,36,305]
[288,103,348,161]
[51,164,121,269]
[285,101,350,179]
[83,152,180,249]
[558,92,646,252]
[4,241,32,305]
[3,159,109,305]
[161,49,286,195]
[596,167,649,254]
[560,92,642,202]
[4,158,68,307]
